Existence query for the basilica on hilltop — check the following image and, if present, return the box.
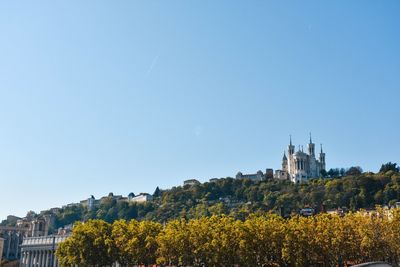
[275,134,326,183]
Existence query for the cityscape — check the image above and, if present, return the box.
[1,137,400,266]
[1,1,399,267]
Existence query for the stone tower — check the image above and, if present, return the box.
[319,144,326,171]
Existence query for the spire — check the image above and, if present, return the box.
[320,144,323,153]
[290,135,292,146]
[309,132,312,144]
[283,151,287,161]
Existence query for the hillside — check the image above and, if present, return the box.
[3,163,400,231]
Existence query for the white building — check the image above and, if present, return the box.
[80,195,100,211]
[183,179,200,186]
[236,170,265,181]
[130,194,153,203]
[20,235,69,267]
[276,135,326,183]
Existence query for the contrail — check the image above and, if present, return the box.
[146,53,160,76]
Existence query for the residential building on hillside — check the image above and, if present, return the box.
[236,170,265,181]
[80,195,100,211]
[184,179,200,186]
[130,193,153,203]
[100,193,123,204]
[236,168,275,181]
[265,168,274,179]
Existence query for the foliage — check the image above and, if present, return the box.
[380,162,400,173]
[56,220,115,267]
[112,219,161,267]
[57,209,400,266]
[7,162,400,233]
[346,166,363,176]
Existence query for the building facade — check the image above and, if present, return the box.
[183,179,201,186]
[236,170,265,181]
[19,235,68,267]
[236,168,275,181]
[0,216,50,261]
[276,135,326,183]
[129,193,153,203]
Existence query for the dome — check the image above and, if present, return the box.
[294,151,307,158]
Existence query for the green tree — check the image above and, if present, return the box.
[380,162,399,173]
[56,220,115,266]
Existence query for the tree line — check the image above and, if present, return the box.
[57,208,400,267]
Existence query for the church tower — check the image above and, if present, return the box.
[282,151,288,172]
[288,135,295,155]
[307,133,315,157]
[319,144,326,171]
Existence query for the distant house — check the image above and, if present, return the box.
[265,168,274,179]
[80,195,100,211]
[64,203,80,208]
[274,170,288,180]
[209,178,219,183]
[184,179,201,186]
[99,193,123,204]
[130,194,153,203]
[236,170,265,181]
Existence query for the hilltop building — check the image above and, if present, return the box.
[236,168,274,181]
[236,170,264,181]
[80,195,100,211]
[184,179,201,186]
[129,193,153,203]
[275,135,326,183]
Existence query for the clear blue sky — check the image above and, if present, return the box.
[0,1,399,220]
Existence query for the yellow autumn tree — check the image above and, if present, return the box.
[156,219,193,266]
[187,217,214,266]
[240,214,285,266]
[56,220,115,267]
[111,219,161,267]
[208,216,242,266]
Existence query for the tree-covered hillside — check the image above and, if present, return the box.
[4,163,400,231]
[37,163,399,229]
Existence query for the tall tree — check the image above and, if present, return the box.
[56,220,115,266]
